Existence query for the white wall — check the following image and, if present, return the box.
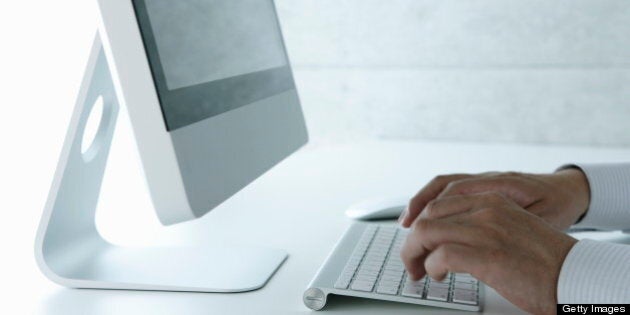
[275,0,630,146]
[2,0,628,147]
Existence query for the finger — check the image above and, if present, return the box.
[424,243,486,281]
[437,176,540,208]
[401,174,472,227]
[420,191,517,221]
[419,194,483,220]
[401,219,479,280]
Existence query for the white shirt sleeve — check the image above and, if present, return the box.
[558,239,630,303]
[570,163,630,230]
[556,163,630,303]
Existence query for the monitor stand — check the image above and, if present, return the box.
[34,34,287,293]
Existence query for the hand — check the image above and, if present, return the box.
[400,192,577,314]
[399,169,590,230]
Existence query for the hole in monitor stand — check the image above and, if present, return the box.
[81,96,105,160]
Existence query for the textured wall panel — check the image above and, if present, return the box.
[274,0,630,145]
[276,0,630,67]
[294,69,630,145]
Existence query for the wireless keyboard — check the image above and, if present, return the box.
[304,223,483,311]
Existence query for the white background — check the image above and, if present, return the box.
[1,1,102,313]
[279,0,630,146]
[1,0,629,313]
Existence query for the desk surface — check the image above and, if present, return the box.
[10,139,630,314]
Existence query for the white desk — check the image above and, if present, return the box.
[15,140,630,314]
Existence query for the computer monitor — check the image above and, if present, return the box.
[35,0,307,294]
[98,0,308,225]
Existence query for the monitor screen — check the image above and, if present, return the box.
[132,0,296,130]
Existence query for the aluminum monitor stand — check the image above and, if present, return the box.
[34,34,287,292]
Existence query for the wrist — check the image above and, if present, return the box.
[554,168,590,224]
[536,233,577,315]
[551,235,578,306]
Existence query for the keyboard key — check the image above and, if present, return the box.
[405,278,427,286]
[355,277,378,284]
[344,261,359,271]
[426,287,449,301]
[376,286,399,295]
[431,275,452,284]
[341,267,356,276]
[454,277,477,285]
[455,278,479,285]
[345,261,360,269]
[335,261,363,289]
[334,276,352,289]
[376,281,400,295]
[381,269,404,277]
[428,281,450,290]
[357,272,378,278]
[357,266,380,273]
[380,274,403,283]
[383,264,404,272]
[407,279,426,285]
[351,280,375,292]
[357,267,379,274]
[331,225,482,311]
[402,283,425,298]
[453,282,477,292]
[364,226,378,234]
[453,289,478,305]
[379,279,400,286]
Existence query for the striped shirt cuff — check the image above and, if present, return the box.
[560,163,630,230]
[558,239,630,303]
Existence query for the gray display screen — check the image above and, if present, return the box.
[132,0,296,130]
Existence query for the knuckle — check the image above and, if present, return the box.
[419,218,433,230]
[413,218,432,235]
[444,179,471,194]
[433,175,448,183]
[408,195,420,208]
[427,246,456,277]
[502,171,521,177]
[444,180,458,191]
[424,200,439,216]
[436,246,453,266]
[483,191,506,204]
[494,223,509,236]
[434,174,460,186]
[476,207,498,221]
[428,176,444,188]
[484,226,503,241]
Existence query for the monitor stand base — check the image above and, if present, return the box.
[34,34,287,293]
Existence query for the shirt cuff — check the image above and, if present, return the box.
[559,163,630,230]
[557,239,630,303]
